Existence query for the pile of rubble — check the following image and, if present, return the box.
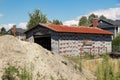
[0,35,95,80]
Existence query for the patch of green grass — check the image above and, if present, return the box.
[2,65,32,80]
[50,75,55,80]
[19,66,32,80]
[65,56,83,72]
[2,66,19,80]
[65,56,81,63]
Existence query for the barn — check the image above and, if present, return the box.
[25,21,112,56]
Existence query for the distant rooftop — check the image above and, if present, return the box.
[16,28,26,33]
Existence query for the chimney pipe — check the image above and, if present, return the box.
[12,25,16,37]
[93,18,99,27]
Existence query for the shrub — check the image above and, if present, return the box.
[19,66,32,80]
[2,66,19,80]
[112,34,120,52]
[2,65,32,80]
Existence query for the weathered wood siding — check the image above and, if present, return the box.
[26,25,59,53]
[26,25,50,39]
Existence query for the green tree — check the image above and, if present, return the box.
[52,19,63,25]
[88,13,98,25]
[100,15,106,19]
[112,34,120,52]
[27,9,47,30]
[78,16,88,26]
[7,28,13,35]
[112,34,120,46]
[0,27,6,35]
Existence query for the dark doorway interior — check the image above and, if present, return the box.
[34,34,51,50]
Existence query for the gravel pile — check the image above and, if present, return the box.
[0,35,95,80]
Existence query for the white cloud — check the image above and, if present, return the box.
[0,23,15,31]
[18,22,27,29]
[0,22,27,31]
[63,7,120,26]
[89,8,120,20]
[0,13,3,18]
[63,20,79,26]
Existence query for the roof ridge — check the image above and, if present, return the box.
[25,23,113,35]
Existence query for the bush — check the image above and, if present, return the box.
[19,66,32,80]
[112,34,120,52]
[2,65,32,80]
[112,34,120,46]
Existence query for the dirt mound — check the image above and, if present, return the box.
[0,35,95,80]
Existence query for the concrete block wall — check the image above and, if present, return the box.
[51,32,59,53]
[58,33,112,56]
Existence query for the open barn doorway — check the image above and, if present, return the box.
[34,34,51,50]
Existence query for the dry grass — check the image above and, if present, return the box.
[66,56,120,73]
[83,58,120,73]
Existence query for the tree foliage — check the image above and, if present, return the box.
[27,9,47,30]
[88,13,98,24]
[112,34,120,46]
[112,34,120,52]
[100,15,106,19]
[78,16,88,26]
[52,19,63,25]
[7,28,14,35]
[0,27,6,35]
[78,13,107,27]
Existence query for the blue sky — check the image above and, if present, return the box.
[0,0,119,29]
